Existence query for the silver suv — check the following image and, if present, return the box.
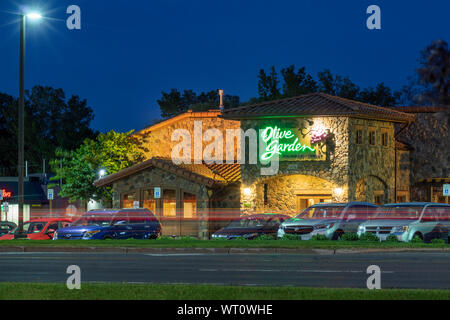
[277,202,378,240]
[357,202,450,242]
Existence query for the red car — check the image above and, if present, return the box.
[0,218,72,240]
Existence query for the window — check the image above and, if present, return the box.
[112,212,129,224]
[356,129,363,144]
[123,192,137,209]
[163,189,176,217]
[46,223,58,232]
[183,192,196,218]
[381,132,388,146]
[369,130,376,145]
[263,184,268,206]
[142,189,156,212]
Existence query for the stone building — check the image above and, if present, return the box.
[221,93,415,214]
[393,106,450,203]
[95,93,450,238]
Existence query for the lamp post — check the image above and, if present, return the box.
[15,12,42,239]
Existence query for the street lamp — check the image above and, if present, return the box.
[99,169,107,178]
[15,11,42,239]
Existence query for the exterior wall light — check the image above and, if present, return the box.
[243,187,252,196]
[334,187,344,197]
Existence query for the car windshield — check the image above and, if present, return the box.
[295,206,345,219]
[72,214,113,226]
[226,218,267,228]
[11,222,47,234]
[376,206,423,219]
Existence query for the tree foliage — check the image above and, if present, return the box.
[157,89,240,118]
[251,65,400,106]
[416,39,449,105]
[49,130,147,202]
[0,86,97,175]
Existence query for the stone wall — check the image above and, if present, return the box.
[134,111,241,162]
[396,109,450,201]
[348,118,396,203]
[239,117,349,214]
[111,166,210,238]
[396,149,411,201]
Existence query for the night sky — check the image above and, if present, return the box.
[0,0,449,133]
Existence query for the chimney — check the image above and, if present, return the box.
[218,89,224,112]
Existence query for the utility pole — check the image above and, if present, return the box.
[16,14,26,238]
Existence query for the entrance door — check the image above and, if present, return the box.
[296,195,332,212]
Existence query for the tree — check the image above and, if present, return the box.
[317,69,360,100]
[157,89,240,118]
[358,83,400,106]
[281,65,317,97]
[416,39,450,105]
[49,130,147,202]
[0,86,97,175]
[257,66,281,100]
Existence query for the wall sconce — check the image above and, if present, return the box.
[243,188,252,196]
[334,187,344,197]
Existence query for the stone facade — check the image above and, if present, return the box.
[239,116,398,214]
[396,109,450,201]
[347,118,395,204]
[111,166,210,238]
[134,110,241,162]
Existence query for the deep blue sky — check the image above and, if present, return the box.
[0,0,449,133]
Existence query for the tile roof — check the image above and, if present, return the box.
[388,106,449,113]
[221,92,415,123]
[94,157,241,188]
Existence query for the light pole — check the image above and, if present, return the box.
[15,12,42,239]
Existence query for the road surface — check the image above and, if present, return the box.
[0,252,449,289]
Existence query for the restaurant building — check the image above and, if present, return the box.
[95,92,449,238]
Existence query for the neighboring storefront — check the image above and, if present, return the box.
[95,93,425,238]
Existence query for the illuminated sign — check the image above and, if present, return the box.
[1,189,12,199]
[260,126,327,161]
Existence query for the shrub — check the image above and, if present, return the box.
[385,234,399,242]
[256,234,275,240]
[279,234,302,241]
[430,238,445,244]
[359,232,380,242]
[311,234,328,241]
[341,232,359,241]
[410,235,424,243]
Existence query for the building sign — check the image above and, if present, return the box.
[1,189,12,199]
[260,126,328,161]
[444,184,450,197]
[154,187,161,199]
[47,189,54,200]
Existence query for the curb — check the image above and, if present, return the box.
[0,246,448,255]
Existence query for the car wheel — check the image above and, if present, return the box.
[103,235,113,240]
[332,231,343,240]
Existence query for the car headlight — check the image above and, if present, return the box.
[82,230,100,239]
[315,223,334,230]
[392,226,409,233]
[358,226,365,232]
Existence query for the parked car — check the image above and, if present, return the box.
[54,208,161,240]
[357,202,450,242]
[278,202,378,240]
[211,214,290,239]
[0,221,17,236]
[0,218,71,240]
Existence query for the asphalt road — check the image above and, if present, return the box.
[0,252,449,289]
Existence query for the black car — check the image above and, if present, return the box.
[0,221,17,236]
[211,214,290,239]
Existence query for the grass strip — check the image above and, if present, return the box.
[0,239,448,249]
[0,282,449,300]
